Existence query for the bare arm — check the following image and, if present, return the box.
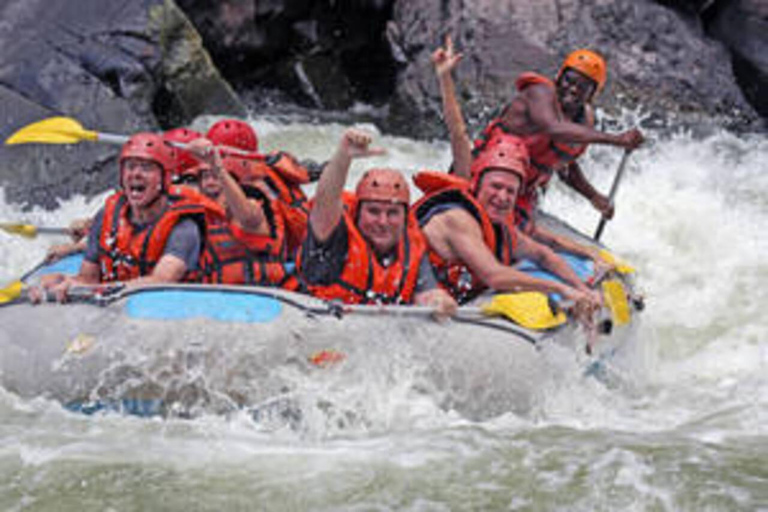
[442,210,584,300]
[186,138,268,234]
[310,129,386,242]
[557,161,614,218]
[127,254,188,287]
[432,36,473,179]
[523,86,644,150]
[514,230,594,294]
[529,223,601,263]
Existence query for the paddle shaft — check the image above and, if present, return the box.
[594,149,632,241]
[96,132,129,145]
[92,131,262,160]
[34,226,71,235]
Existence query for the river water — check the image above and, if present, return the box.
[0,118,766,511]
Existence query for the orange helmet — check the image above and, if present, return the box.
[557,49,607,97]
[355,168,410,205]
[119,133,177,190]
[470,135,529,193]
[206,119,258,152]
[163,128,203,176]
[220,155,266,185]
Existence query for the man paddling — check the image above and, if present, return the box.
[435,38,644,224]
[297,129,456,315]
[432,37,629,267]
[31,133,217,302]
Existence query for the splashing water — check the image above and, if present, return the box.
[0,119,766,510]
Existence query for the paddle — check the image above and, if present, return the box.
[0,222,70,239]
[594,149,632,241]
[342,291,568,332]
[5,116,264,160]
[5,117,128,146]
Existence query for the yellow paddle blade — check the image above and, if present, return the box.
[0,222,38,238]
[5,116,98,145]
[483,292,567,330]
[599,249,636,275]
[602,280,631,326]
[0,281,23,305]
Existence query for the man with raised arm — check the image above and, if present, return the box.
[184,138,296,288]
[297,129,456,315]
[434,37,644,224]
[432,37,622,267]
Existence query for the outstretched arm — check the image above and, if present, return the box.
[522,85,644,150]
[311,129,386,242]
[557,161,614,219]
[432,35,473,179]
[442,210,597,308]
[514,230,600,300]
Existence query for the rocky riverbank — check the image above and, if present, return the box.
[1,0,764,208]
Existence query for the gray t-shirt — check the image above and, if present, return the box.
[300,220,438,295]
[85,208,201,272]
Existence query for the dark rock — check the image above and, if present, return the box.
[178,0,397,110]
[386,0,761,138]
[0,0,244,209]
[706,0,768,119]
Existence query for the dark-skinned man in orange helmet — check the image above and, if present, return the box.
[434,37,644,227]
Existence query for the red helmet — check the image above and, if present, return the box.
[355,168,410,205]
[119,133,177,190]
[163,128,204,175]
[206,119,258,152]
[557,49,607,98]
[470,135,529,193]
[220,155,266,185]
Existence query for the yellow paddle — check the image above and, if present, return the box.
[5,116,265,161]
[481,292,567,330]
[345,291,568,331]
[598,249,636,275]
[0,281,23,305]
[5,117,128,146]
[0,222,70,239]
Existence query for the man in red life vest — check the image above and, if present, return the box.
[434,38,644,223]
[206,118,313,255]
[431,38,628,268]
[412,134,601,314]
[32,133,213,302]
[184,139,295,287]
[297,129,457,314]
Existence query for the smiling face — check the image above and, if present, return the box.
[357,200,407,257]
[120,157,164,209]
[199,166,223,201]
[557,68,597,113]
[474,170,522,224]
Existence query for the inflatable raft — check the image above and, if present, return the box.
[0,215,642,423]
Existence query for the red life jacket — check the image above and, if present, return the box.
[98,187,217,283]
[411,171,517,304]
[297,194,428,305]
[255,152,310,255]
[202,187,297,289]
[474,72,594,216]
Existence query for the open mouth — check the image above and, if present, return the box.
[127,183,147,200]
